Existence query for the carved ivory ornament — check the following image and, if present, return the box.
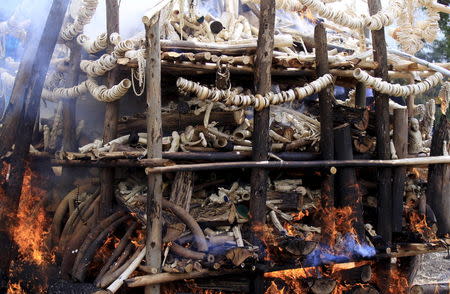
[408,118,423,154]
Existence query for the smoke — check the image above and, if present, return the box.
[84,0,165,39]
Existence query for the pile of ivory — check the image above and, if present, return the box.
[60,0,99,41]
[176,74,333,110]
[353,68,443,97]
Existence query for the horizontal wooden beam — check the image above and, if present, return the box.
[145,156,450,174]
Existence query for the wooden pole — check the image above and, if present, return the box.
[99,0,120,219]
[62,42,81,152]
[392,108,408,232]
[368,0,392,291]
[0,0,70,290]
[426,114,450,234]
[334,124,365,241]
[355,82,366,108]
[314,22,335,245]
[144,14,163,294]
[60,41,82,192]
[144,156,450,174]
[250,0,275,240]
[250,0,275,293]
[368,0,392,244]
[406,76,415,118]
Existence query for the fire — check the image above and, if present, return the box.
[387,267,408,294]
[264,266,312,293]
[7,283,24,294]
[408,211,437,241]
[11,167,52,266]
[264,266,316,280]
[252,224,279,261]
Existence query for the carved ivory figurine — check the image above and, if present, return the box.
[408,118,423,154]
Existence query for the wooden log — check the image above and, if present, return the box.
[309,277,337,294]
[339,264,372,283]
[118,111,238,134]
[355,82,366,108]
[62,41,81,152]
[368,0,392,244]
[0,0,70,288]
[125,269,244,287]
[99,0,121,220]
[250,2,275,293]
[334,124,365,241]
[169,171,193,211]
[392,108,408,232]
[410,283,450,294]
[145,13,163,294]
[250,0,274,235]
[315,22,335,245]
[426,114,450,234]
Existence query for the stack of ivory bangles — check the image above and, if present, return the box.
[85,78,131,102]
[176,74,333,110]
[77,33,108,54]
[60,0,99,41]
[353,68,444,97]
[41,81,89,102]
[247,0,399,30]
[80,54,117,77]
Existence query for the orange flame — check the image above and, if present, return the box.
[11,167,52,266]
[7,283,24,294]
[408,211,437,241]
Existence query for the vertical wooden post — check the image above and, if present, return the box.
[249,0,275,293]
[250,0,275,235]
[426,114,450,234]
[334,124,365,241]
[368,0,392,291]
[314,22,335,245]
[392,108,408,232]
[99,0,120,219]
[62,42,81,152]
[0,0,70,290]
[406,76,415,118]
[145,15,163,294]
[355,82,366,108]
[368,0,392,244]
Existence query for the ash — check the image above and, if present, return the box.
[413,252,450,285]
[47,279,100,294]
